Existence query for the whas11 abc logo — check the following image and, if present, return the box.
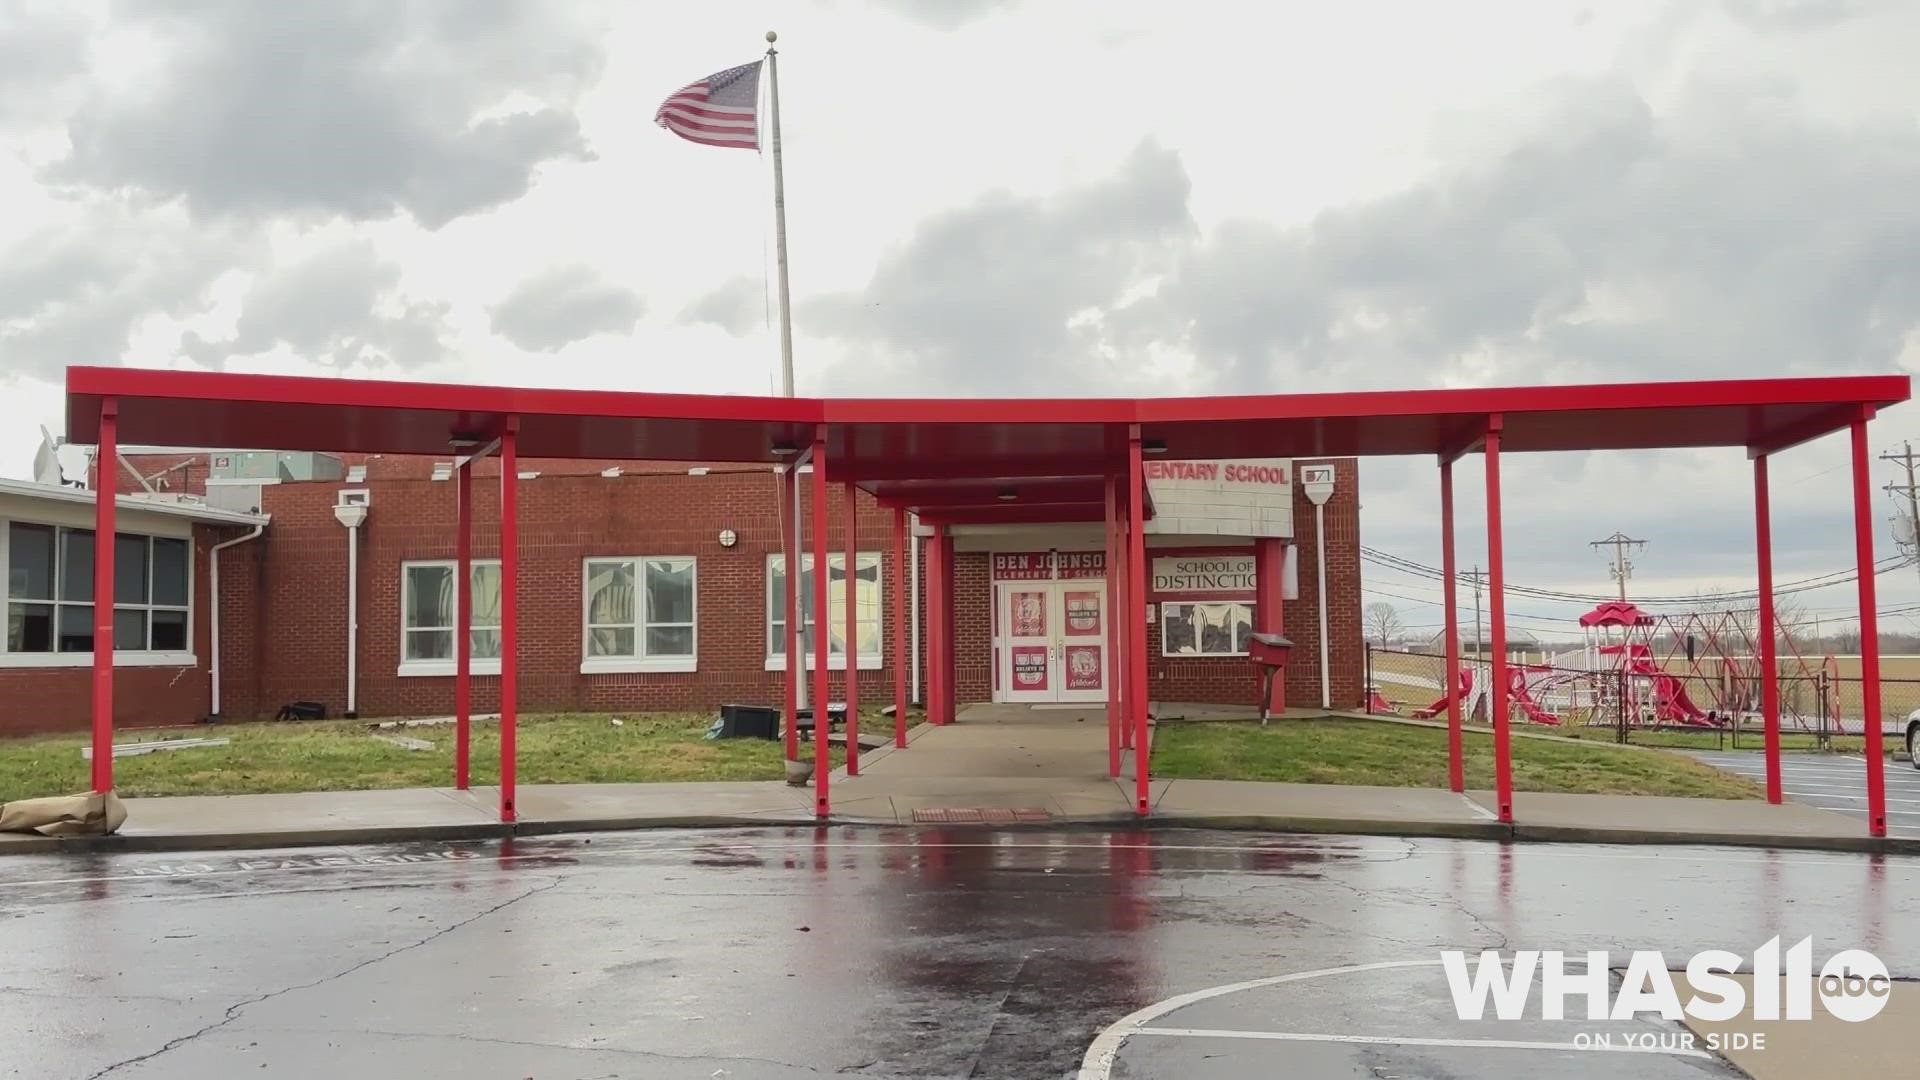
[1442,937,1892,1024]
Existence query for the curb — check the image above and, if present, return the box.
[5,813,1916,858]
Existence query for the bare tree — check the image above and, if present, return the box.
[1364,602,1404,645]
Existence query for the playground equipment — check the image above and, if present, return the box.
[1377,597,1857,734]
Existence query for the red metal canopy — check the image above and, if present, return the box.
[67,367,1910,515]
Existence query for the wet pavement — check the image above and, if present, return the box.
[1690,750,1920,838]
[0,828,1912,1079]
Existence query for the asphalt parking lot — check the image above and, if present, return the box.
[1690,750,1920,838]
[0,827,1912,1078]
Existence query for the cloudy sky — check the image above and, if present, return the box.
[4,0,1919,639]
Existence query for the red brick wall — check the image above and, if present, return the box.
[0,521,228,736]
[220,468,911,720]
[15,454,1363,733]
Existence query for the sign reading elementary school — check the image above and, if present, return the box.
[1143,457,1293,538]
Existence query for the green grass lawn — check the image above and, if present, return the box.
[1152,718,1763,799]
[0,713,850,802]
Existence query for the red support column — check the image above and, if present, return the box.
[843,480,861,775]
[1484,417,1513,823]
[924,527,944,725]
[1127,429,1150,815]
[1440,458,1464,794]
[783,466,800,761]
[1254,538,1285,715]
[1849,413,1888,837]
[1116,488,1131,750]
[811,433,832,817]
[455,457,472,790]
[91,397,118,793]
[891,505,908,748]
[939,532,958,724]
[498,418,519,824]
[1754,454,1782,804]
[1106,474,1121,776]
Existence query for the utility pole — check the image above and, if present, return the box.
[1589,532,1647,601]
[1882,441,1920,585]
[1464,565,1488,660]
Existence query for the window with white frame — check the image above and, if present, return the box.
[766,552,882,669]
[582,557,697,672]
[5,522,191,660]
[400,560,500,673]
[1161,601,1255,657]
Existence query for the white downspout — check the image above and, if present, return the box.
[345,521,360,718]
[1316,501,1330,710]
[209,523,266,719]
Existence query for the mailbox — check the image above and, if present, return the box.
[1247,632,1294,724]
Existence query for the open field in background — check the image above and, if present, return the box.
[1152,719,1764,799]
[0,714,853,803]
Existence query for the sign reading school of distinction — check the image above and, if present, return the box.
[1142,458,1293,538]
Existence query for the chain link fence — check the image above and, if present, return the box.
[1365,645,1918,754]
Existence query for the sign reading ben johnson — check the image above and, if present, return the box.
[1142,458,1293,539]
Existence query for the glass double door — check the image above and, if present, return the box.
[997,581,1108,703]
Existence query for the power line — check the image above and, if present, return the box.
[1359,546,1908,606]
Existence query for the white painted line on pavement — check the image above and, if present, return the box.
[1129,1027,1714,1059]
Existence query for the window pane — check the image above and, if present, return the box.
[647,625,693,657]
[470,564,501,627]
[1199,605,1235,655]
[152,538,189,606]
[151,609,188,651]
[7,523,54,600]
[589,626,634,658]
[406,628,453,661]
[113,607,148,650]
[1162,604,1197,656]
[856,620,881,656]
[58,604,93,651]
[587,560,635,627]
[7,602,52,651]
[1232,605,1255,653]
[60,529,94,602]
[645,560,694,624]
[405,566,453,629]
[470,627,501,659]
[114,534,149,604]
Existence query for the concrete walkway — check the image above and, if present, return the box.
[1,706,1910,855]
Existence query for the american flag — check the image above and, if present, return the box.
[654,61,762,150]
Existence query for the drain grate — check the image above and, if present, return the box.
[911,807,1053,824]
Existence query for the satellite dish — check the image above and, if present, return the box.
[31,426,63,486]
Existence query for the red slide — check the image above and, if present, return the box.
[1413,669,1471,719]
[1508,669,1561,726]
[1654,674,1712,726]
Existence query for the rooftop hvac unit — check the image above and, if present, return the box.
[208,451,346,482]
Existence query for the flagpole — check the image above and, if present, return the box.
[765,30,795,399]
[766,32,806,709]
